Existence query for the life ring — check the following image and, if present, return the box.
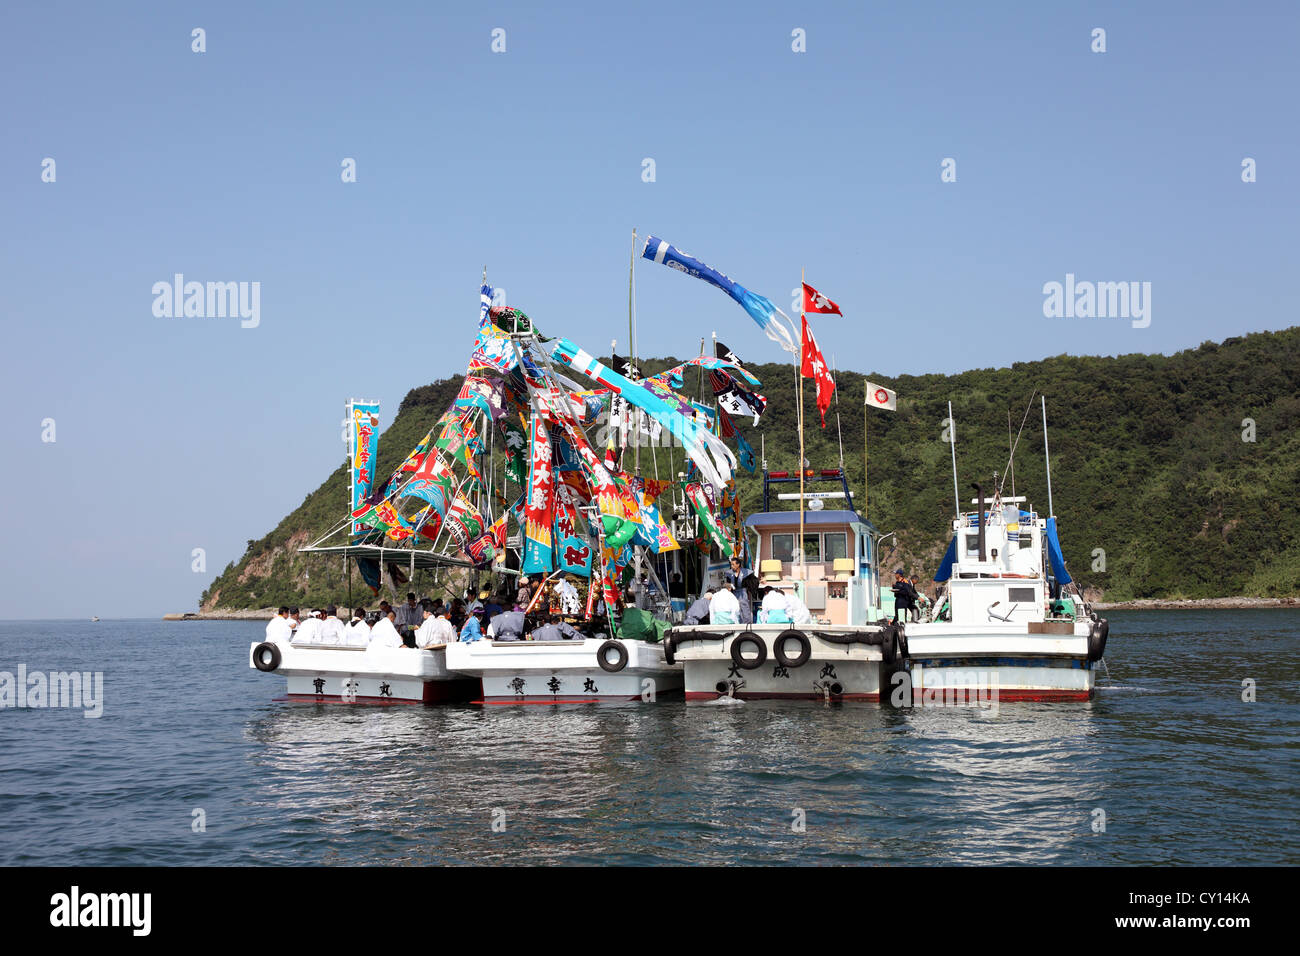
[252,642,281,672]
[729,632,767,670]
[1087,619,1109,662]
[597,639,629,673]
[773,630,811,668]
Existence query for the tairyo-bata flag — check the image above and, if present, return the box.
[641,236,797,354]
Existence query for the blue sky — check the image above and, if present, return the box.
[2,1,1295,618]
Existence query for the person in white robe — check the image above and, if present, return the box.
[368,610,405,649]
[265,608,292,645]
[345,608,370,647]
[708,585,740,625]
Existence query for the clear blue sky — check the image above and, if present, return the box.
[2,1,1295,618]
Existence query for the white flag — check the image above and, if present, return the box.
[865,382,897,411]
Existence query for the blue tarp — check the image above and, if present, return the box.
[1045,517,1072,585]
[933,536,957,582]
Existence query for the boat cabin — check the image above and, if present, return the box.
[743,469,881,626]
[935,495,1064,627]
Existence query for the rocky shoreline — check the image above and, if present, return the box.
[163,608,277,621]
[1091,597,1299,611]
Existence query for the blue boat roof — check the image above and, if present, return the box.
[745,509,867,529]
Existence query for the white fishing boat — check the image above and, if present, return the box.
[666,468,899,701]
[896,399,1109,703]
[445,636,682,703]
[249,639,478,704]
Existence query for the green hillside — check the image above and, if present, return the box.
[201,327,1300,610]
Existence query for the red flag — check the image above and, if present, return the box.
[802,282,842,316]
[800,316,835,428]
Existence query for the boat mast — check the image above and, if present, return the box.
[1041,395,1054,518]
[948,399,960,517]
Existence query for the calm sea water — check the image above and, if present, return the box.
[0,611,1296,866]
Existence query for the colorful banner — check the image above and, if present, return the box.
[522,414,555,573]
[348,401,380,534]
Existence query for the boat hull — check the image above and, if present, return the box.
[669,625,887,701]
[250,641,479,704]
[900,623,1096,703]
[445,638,683,702]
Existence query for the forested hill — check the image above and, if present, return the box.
[200,327,1300,611]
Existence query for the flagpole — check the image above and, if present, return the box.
[832,353,844,476]
[863,380,869,521]
[629,228,640,478]
[798,268,806,581]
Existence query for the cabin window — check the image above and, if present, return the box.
[771,534,795,562]
[1008,587,1036,604]
[1018,531,1033,550]
[964,534,982,558]
[823,532,847,561]
[802,534,821,562]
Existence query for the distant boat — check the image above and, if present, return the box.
[90,616,100,622]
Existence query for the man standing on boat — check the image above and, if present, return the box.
[726,555,751,592]
[395,592,422,645]
[892,571,919,623]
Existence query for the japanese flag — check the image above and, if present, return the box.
[865,382,897,411]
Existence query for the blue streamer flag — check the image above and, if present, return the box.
[736,432,756,473]
[641,236,797,354]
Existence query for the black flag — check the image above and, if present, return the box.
[715,340,744,368]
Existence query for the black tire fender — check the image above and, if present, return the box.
[597,639,629,673]
[662,629,676,666]
[1087,619,1109,662]
[729,631,767,670]
[253,642,281,672]
[773,629,811,669]
[882,627,899,666]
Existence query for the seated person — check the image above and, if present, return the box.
[708,584,740,625]
[759,588,792,624]
[529,613,584,641]
[488,610,525,641]
[416,601,458,648]
[367,608,406,649]
[318,605,348,645]
[459,607,488,643]
[684,589,714,625]
[265,607,293,645]
[784,588,814,625]
[291,609,323,645]
[345,607,370,647]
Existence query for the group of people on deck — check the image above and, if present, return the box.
[263,578,597,652]
[680,555,813,627]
